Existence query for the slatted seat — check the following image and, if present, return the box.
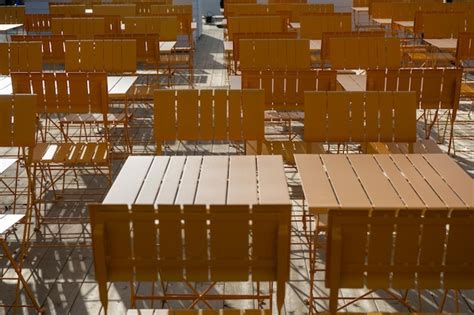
[326,208,474,313]
[154,89,265,154]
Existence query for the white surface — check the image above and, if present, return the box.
[424,38,458,50]
[229,75,241,90]
[0,24,23,32]
[0,158,17,175]
[0,214,24,235]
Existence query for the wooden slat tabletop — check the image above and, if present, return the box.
[294,154,473,214]
[103,155,290,206]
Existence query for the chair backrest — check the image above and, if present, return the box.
[239,39,310,71]
[92,4,136,16]
[0,94,36,148]
[122,16,178,40]
[65,39,137,73]
[326,208,474,313]
[456,32,474,65]
[25,14,61,33]
[325,36,400,70]
[11,72,108,115]
[279,3,334,22]
[300,13,351,40]
[154,89,264,152]
[0,42,43,75]
[232,32,297,63]
[304,91,417,144]
[242,70,337,111]
[227,16,287,40]
[51,17,106,39]
[11,35,76,64]
[224,4,270,17]
[50,4,86,16]
[366,68,462,110]
[0,5,25,23]
[90,203,291,312]
[414,11,466,38]
[320,31,385,63]
[95,33,159,63]
[150,4,192,37]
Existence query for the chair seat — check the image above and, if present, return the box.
[264,110,304,121]
[367,139,443,154]
[31,142,109,165]
[246,140,325,164]
[461,82,474,96]
[60,113,130,124]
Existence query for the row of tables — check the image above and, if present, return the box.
[106,154,472,212]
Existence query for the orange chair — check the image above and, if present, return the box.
[11,34,75,64]
[300,13,352,40]
[326,208,474,313]
[51,17,106,39]
[154,89,265,154]
[0,5,25,23]
[49,4,86,16]
[90,203,290,314]
[0,42,43,75]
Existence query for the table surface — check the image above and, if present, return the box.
[394,21,414,28]
[0,24,22,32]
[295,154,473,214]
[372,18,392,25]
[0,158,17,175]
[0,75,137,97]
[0,214,24,235]
[337,74,367,92]
[224,39,320,52]
[103,155,290,206]
[352,6,369,12]
[290,22,300,29]
[424,38,458,50]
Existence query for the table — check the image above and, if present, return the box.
[0,158,17,175]
[103,155,290,206]
[0,75,137,98]
[424,38,458,51]
[372,18,392,26]
[337,74,367,91]
[352,6,369,27]
[290,22,300,30]
[295,154,473,215]
[0,24,22,40]
[393,20,414,33]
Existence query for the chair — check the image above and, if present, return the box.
[90,203,290,313]
[0,42,43,75]
[326,208,474,313]
[300,13,352,40]
[154,89,264,155]
[227,16,288,40]
[25,14,61,33]
[11,35,76,64]
[366,68,462,152]
[49,4,87,16]
[51,17,106,39]
[92,4,136,16]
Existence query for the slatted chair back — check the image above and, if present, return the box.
[320,31,385,63]
[225,4,270,17]
[0,42,43,75]
[227,16,287,40]
[11,35,75,64]
[49,4,86,16]
[325,36,400,70]
[25,14,62,33]
[304,91,417,144]
[65,39,137,73]
[414,12,466,39]
[0,5,25,23]
[239,39,310,71]
[0,94,36,148]
[269,0,307,3]
[95,33,159,64]
[92,4,136,16]
[281,3,335,22]
[353,0,369,7]
[326,208,474,314]
[300,13,351,40]
[11,72,108,116]
[51,17,106,39]
[90,203,291,313]
[154,89,264,154]
[122,16,178,40]
[456,32,474,65]
[150,4,192,37]
[366,68,462,111]
[242,70,337,111]
[232,32,297,64]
